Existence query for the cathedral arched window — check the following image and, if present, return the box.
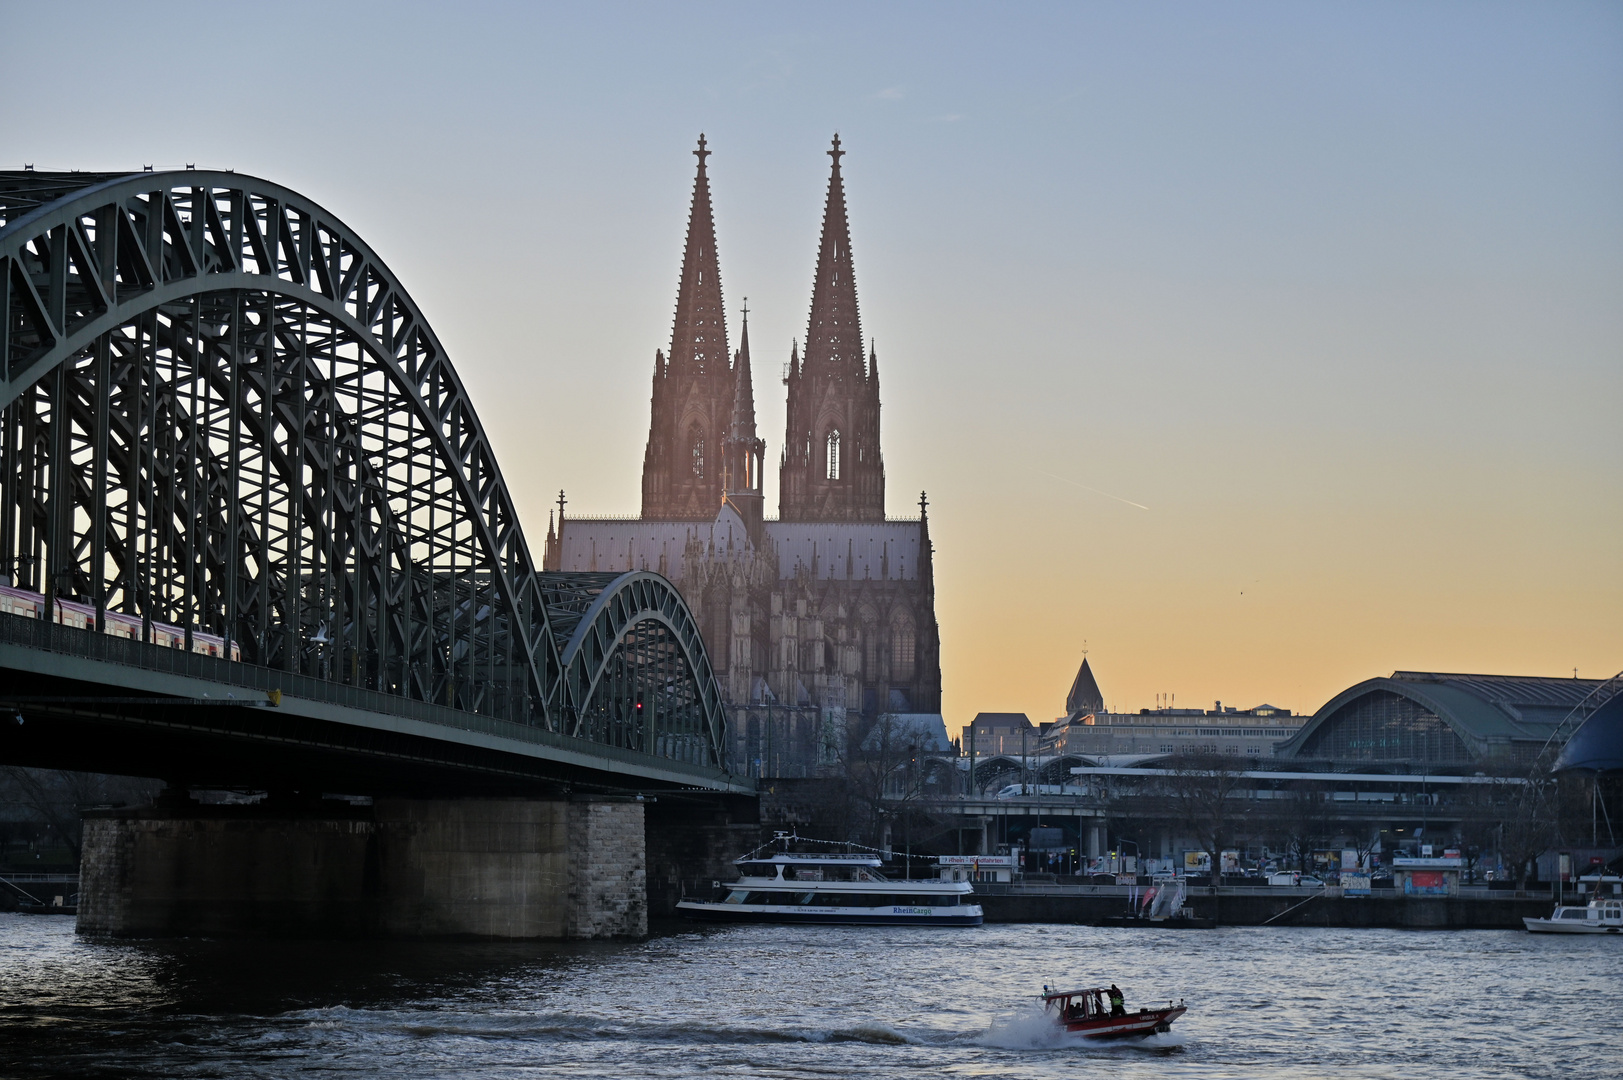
[858,607,878,675]
[826,430,841,480]
[690,423,705,478]
[890,614,915,681]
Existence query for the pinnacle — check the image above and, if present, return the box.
[729,306,757,440]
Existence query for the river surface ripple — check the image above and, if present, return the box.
[0,913,1615,1079]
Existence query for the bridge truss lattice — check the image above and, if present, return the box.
[0,170,725,773]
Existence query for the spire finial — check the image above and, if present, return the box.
[556,489,567,520]
[694,133,710,168]
[919,490,928,518]
[741,296,749,324]
[829,133,844,167]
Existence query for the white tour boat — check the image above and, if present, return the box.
[676,848,983,926]
[1523,895,1623,934]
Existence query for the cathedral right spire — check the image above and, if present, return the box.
[779,135,886,522]
[799,133,865,381]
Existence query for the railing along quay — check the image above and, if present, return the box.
[973,883,1532,900]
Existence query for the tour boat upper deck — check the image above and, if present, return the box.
[676,840,984,926]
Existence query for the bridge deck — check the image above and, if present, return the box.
[0,613,751,794]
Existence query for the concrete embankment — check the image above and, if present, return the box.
[977,885,1552,929]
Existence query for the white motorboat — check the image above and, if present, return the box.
[1523,895,1623,934]
[676,847,983,926]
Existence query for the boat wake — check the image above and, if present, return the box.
[283,1006,924,1047]
[283,1002,1185,1056]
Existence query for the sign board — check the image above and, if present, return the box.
[1028,827,1066,851]
[1341,849,1359,870]
[1392,857,1463,868]
[1403,870,1448,896]
[1221,850,1241,874]
[936,855,1017,867]
[1184,851,1210,872]
[1342,872,1372,896]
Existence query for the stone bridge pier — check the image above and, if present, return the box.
[78,795,649,940]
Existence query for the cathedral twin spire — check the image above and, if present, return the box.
[641,134,745,520]
[641,134,886,525]
[666,135,728,378]
[781,133,886,522]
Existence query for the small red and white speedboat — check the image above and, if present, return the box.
[1042,986,1186,1040]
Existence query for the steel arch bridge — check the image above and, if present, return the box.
[0,170,732,787]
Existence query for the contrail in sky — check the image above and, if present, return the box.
[1038,470,1150,511]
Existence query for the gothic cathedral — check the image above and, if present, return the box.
[546,136,942,776]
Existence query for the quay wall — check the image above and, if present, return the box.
[977,886,1551,929]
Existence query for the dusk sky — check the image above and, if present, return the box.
[9,2,1619,727]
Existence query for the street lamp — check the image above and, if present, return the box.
[1117,838,1140,876]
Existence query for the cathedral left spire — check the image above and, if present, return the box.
[641,135,746,520]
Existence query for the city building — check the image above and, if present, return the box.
[962,713,1036,756]
[1039,657,1300,759]
[546,137,942,775]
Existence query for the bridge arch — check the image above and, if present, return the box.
[0,171,727,773]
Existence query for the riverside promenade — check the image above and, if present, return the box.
[976,882,1553,929]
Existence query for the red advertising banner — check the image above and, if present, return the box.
[1404,870,1447,896]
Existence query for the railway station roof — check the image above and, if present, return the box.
[1274,671,1606,770]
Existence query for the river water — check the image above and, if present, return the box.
[0,913,1614,1079]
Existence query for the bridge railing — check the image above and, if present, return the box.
[0,611,737,785]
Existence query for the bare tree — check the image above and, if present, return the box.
[840,713,934,849]
[1265,781,1334,875]
[1491,777,1559,893]
[1453,783,1508,884]
[0,768,160,861]
[1158,752,1253,923]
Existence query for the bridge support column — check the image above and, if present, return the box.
[78,795,647,940]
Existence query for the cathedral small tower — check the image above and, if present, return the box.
[779,135,886,522]
[722,303,767,542]
[641,135,741,520]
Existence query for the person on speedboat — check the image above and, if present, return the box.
[1108,985,1125,1016]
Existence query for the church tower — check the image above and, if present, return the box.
[779,135,886,522]
[641,135,741,520]
[722,305,766,541]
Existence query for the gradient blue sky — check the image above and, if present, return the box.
[8,2,1620,724]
